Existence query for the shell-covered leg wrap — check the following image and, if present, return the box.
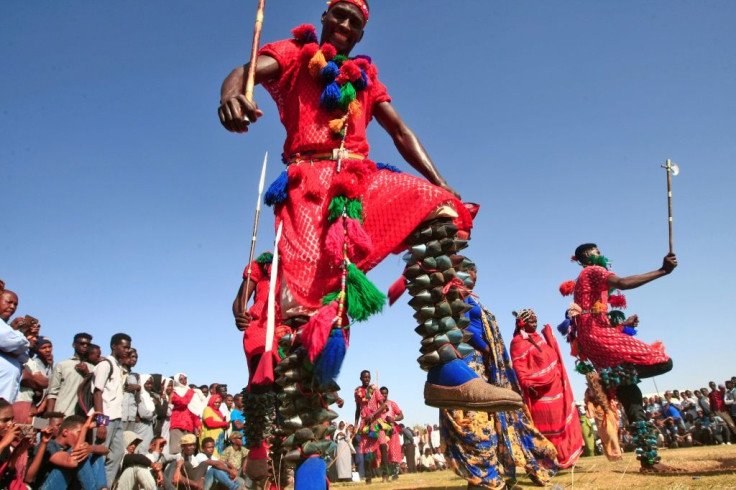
[599,363,640,392]
[631,420,660,466]
[242,391,277,449]
[403,218,523,412]
[273,323,338,489]
[404,218,475,370]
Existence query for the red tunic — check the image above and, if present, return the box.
[573,266,670,368]
[259,38,473,310]
[241,260,281,359]
[510,326,582,468]
[380,400,404,464]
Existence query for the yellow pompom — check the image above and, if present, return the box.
[348,99,362,119]
[329,117,346,134]
[308,50,327,79]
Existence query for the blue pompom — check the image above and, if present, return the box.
[264,170,289,206]
[320,61,340,84]
[314,330,347,386]
[353,70,368,90]
[376,162,402,173]
[320,82,341,110]
[622,326,637,336]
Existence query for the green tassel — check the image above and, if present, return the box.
[327,196,349,222]
[256,252,273,264]
[322,291,340,305]
[346,263,385,321]
[333,55,348,64]
[339,82,356,111]
[346,199,363,222]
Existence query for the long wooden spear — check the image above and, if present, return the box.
[241,152,268,313]
[239,0,268,308]
[244,0,266,110]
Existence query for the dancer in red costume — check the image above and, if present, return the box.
[220,1,520,487]
[510,309,582,469]
[561,243,679,473]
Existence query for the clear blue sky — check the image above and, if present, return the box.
[3,1,735,427]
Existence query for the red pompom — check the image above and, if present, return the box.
[291,24,317,43]
[608,293,627,308]
[321,43,337,60]
[340,60,362,81]
[559,280,576,296]
[301,42,319,60]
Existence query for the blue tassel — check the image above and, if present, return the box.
[320,82,341,110]
[376,162,402,173]
[320,61,340,84]
[264,170,288,206]
[314,330,347,386]
[557,317,571,335]
[622,326,637,336]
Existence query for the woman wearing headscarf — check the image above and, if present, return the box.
[160,377,173,446]
[200,394,229,457]
[170,373,201,455]
[134,374,157,454]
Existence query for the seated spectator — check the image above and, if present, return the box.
[0,398,35,488]
[173,434,208,489]
[220,432,248,480]
[419,448,436,472]
[0,288,30,402]
[690,411,713,446]
[199,435,245,490]
[116,431,158,489]
[432,448,446,470]
[35,413,110,490]
[25,413,62,487]
[709,413,732,445]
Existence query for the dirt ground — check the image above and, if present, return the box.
[331,444,736,489]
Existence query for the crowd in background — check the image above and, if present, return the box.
[3,280,736,489]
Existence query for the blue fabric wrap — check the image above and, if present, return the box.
[427,359,477,386]
[294,457,328,490]
[463,296,489,352]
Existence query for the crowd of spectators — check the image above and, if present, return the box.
[0,281,251,489]
[578,379,736,458]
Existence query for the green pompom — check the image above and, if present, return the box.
[327,196,349,222]
[255,252,273,264]
[608,310,626,326]
[346,263,385,321]
[333,55,348,64]
[339,82,356,111]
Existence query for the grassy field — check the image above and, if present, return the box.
[331,445,736,489]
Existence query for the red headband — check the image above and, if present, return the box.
[327,0,369,22]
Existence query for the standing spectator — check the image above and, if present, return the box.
[200,394,229,457]
[221,394,234,441]
[15,330,49,422]
[87,344,102,365]
[122,348,142,432]
[401,425,416,473]
[94,332,132,485]
[377,386,404,481]
[680,390,699,420]
[229,394,245,436]
[709,382,736,437]
[724,380,736,421]
[160,378,174,446]
[135,374,157,455]
[0,287,30,402]
[430,424,440,452]
[170,373,201,455]
[46,333,93,416]
[698,388,712,415]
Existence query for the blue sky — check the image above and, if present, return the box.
[2,1,735,426]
